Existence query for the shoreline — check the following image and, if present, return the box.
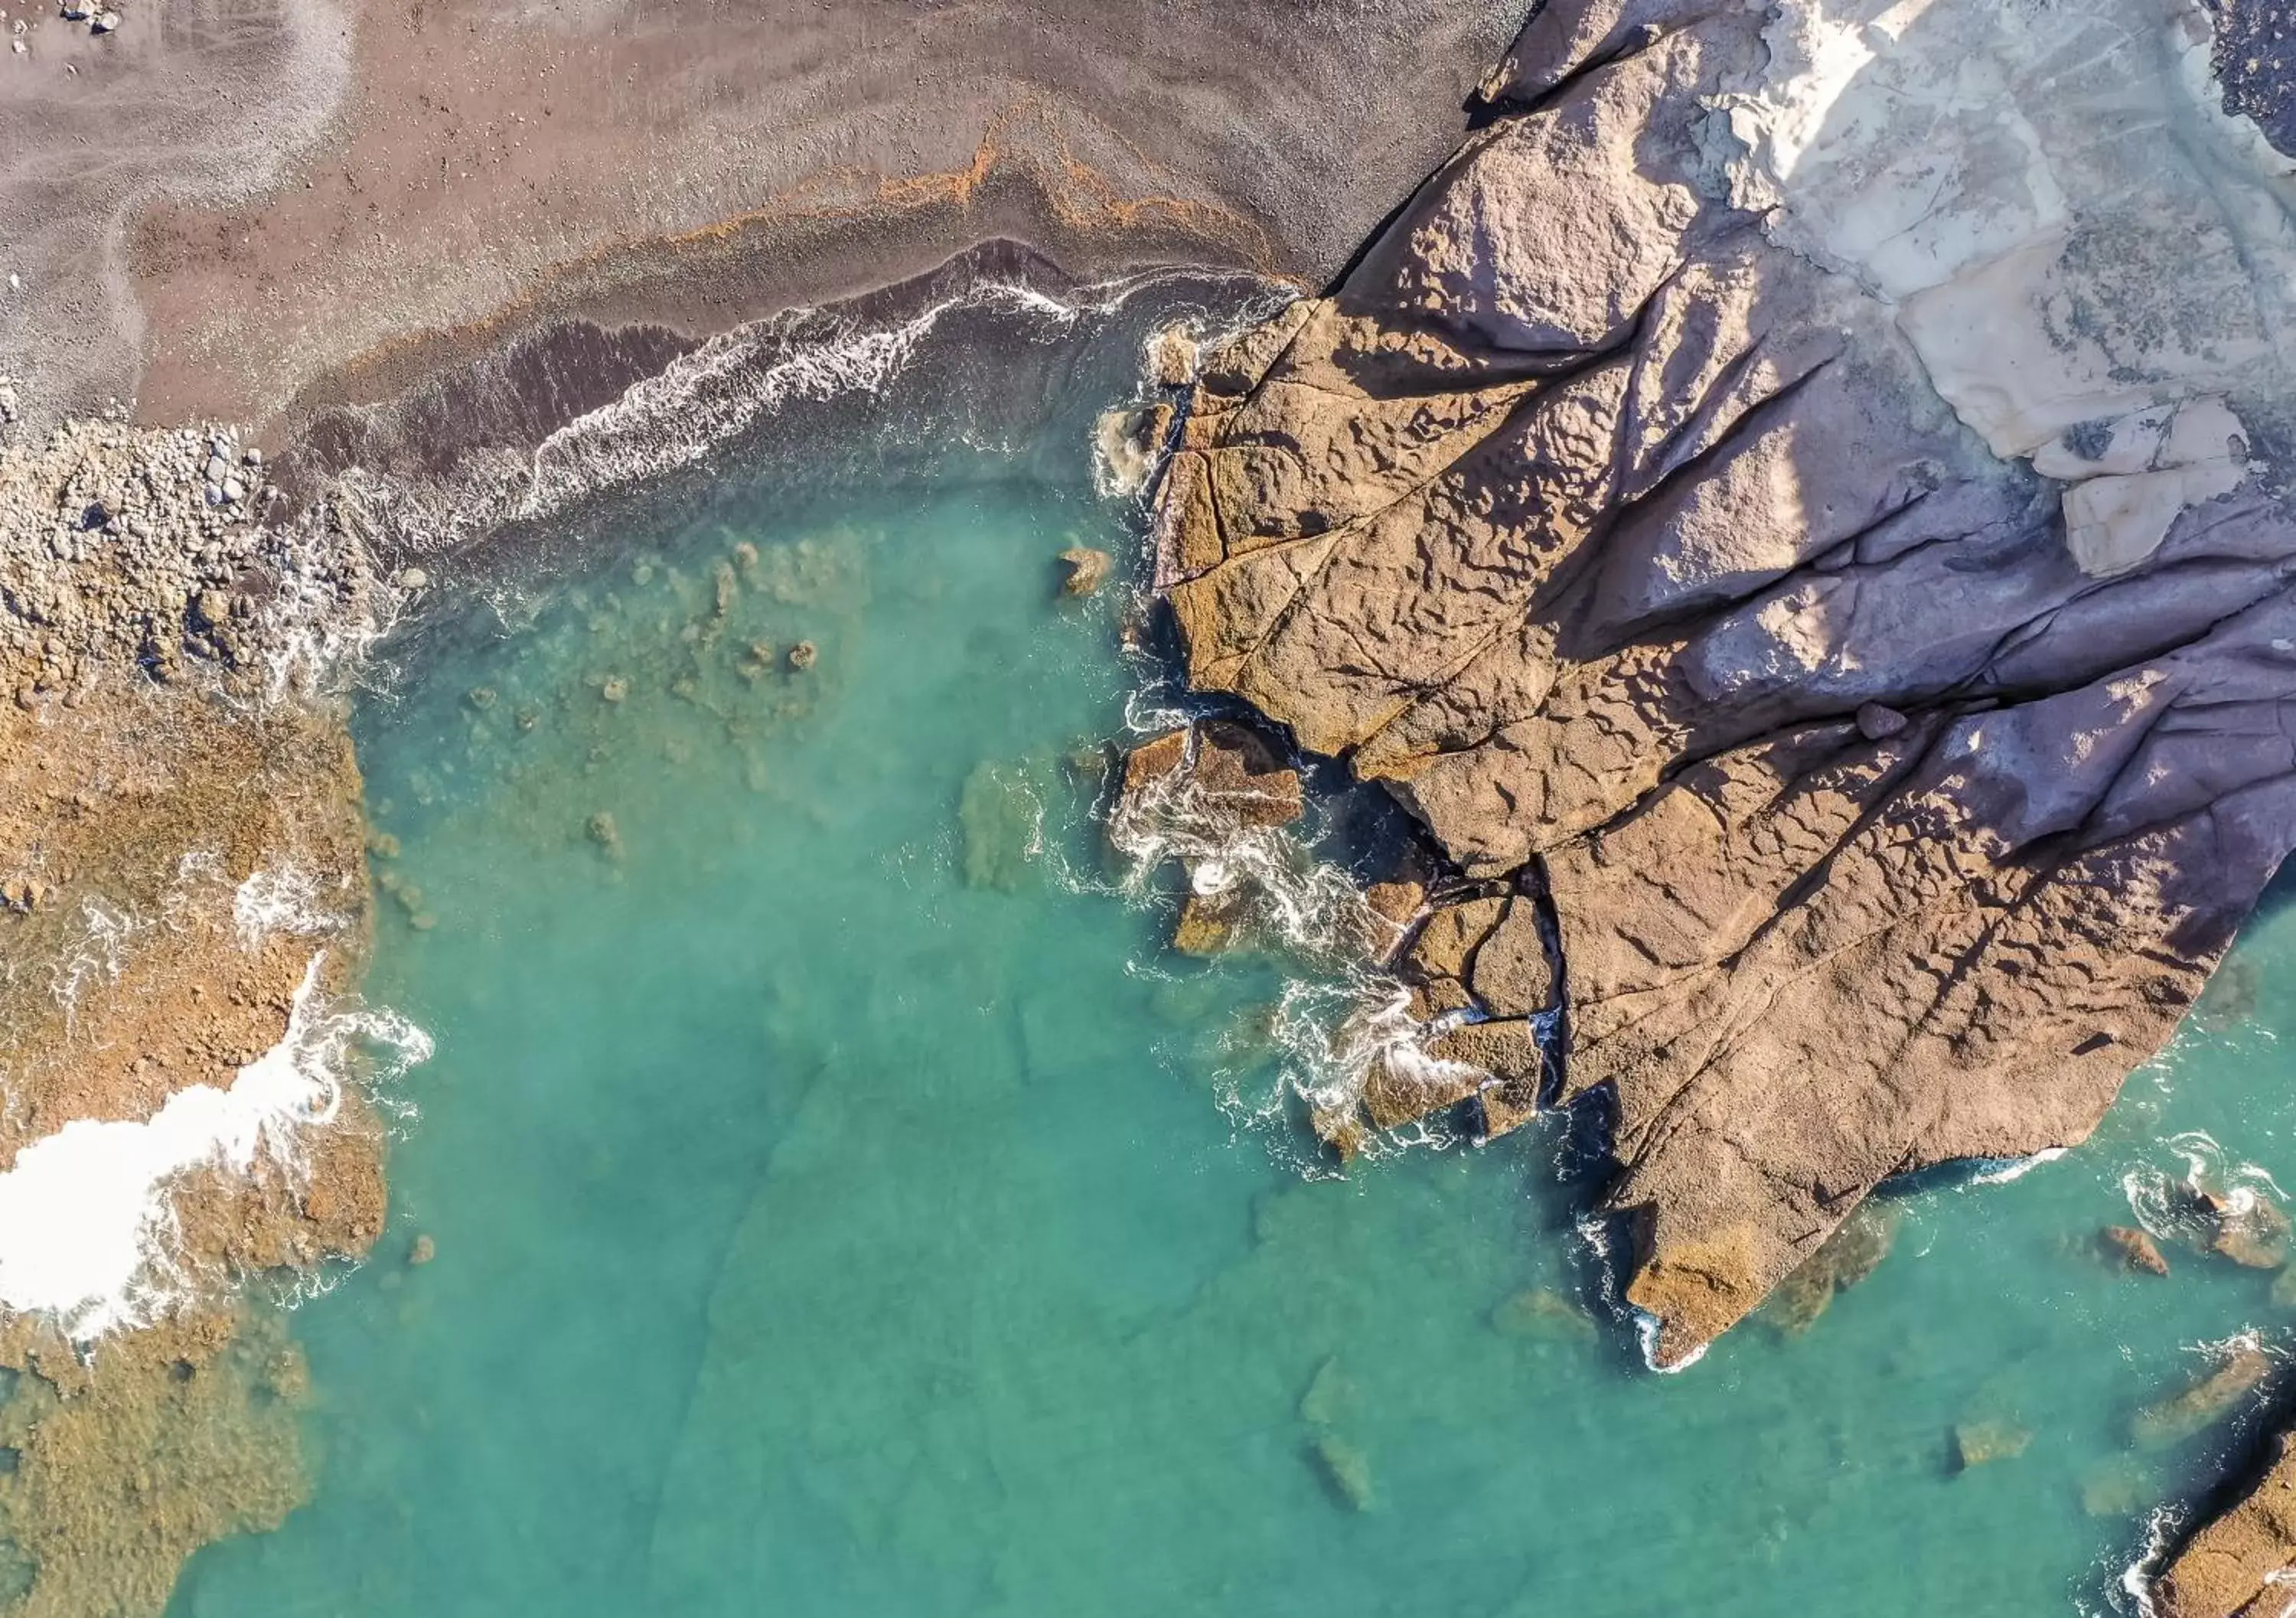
[0,250,1278,1616]
[9,0,2296,1610]
[2,0,1530,439]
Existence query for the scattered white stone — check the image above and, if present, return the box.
[90,8,115,30]
[222,476,245,504]
[396,566,429,590]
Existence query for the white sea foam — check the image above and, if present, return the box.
[1967,1146,2066,1186]
[1632,1308,1711,1375]
[48,895,139,1030]
[349,273,1231,563]
[0,954,432,1340]
[2123,1128,2285,1238]
[2116,1502,2177,1616]
[232,864,344,951]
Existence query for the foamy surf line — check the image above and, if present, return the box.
[340,266,1287,569]
[0,954,431,1342]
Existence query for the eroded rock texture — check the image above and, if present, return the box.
[2158,1429,2296,1618]
[1149,0,2296,1364]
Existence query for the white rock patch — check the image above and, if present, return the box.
[1717,0,2293,574]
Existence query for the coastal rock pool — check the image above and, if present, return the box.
[161,276,2296,1618]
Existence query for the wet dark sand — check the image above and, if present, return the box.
[2,0,1526,439]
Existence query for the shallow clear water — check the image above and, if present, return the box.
[167,283,2296,1617]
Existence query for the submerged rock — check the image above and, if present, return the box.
[1766,1203,1899,1336]
[2102,1225,2173,1277]
[2079,1455,2155,1519]
[2133,1339,2275,1449]
[1058,546,1112,598]
[1307,1432,1375,1513]
[1297,1356,1355,1430]
[2208,1192,2294,1271]
[1952,1421,2032,1470]
[1169,886,1245,955]
[957,759,1051,893]
[1489,1287,1596,1343]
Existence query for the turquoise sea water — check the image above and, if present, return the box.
[166,279,2296,1616]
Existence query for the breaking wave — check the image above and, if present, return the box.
[2124,1128,2288,1238]
[339,272,1254,567]
[0,953,430,1342]
[1097,693,1469,1165]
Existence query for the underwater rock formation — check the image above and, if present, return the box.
[1147,0,2296,1366]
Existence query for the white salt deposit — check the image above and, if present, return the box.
[0,954,429,1340]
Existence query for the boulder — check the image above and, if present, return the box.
[2101,1225,2172,1277]
[1058,546,1112,597]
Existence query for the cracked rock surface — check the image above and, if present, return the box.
[1148,0,2296,1365]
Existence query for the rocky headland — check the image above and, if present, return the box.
[1130,0,2296,1600]
[1148,0,2296,1359]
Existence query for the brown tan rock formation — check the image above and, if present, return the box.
[0,1306,316,1618]
[1146,0,2296,1365]
[2157,1430,2296,1618]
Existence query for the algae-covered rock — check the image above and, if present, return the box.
[1058,546,1113,597]
[2102,1225,2172,1277]
[1489,1287,1596,1343]
[1358,1046,1482,1132]
[2134,1339,2275,1448]
[1309,1432,1376,1513]
[0,1307,311,1618]
[1953,1421,2033,1470]
[1117,719,1301,833]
